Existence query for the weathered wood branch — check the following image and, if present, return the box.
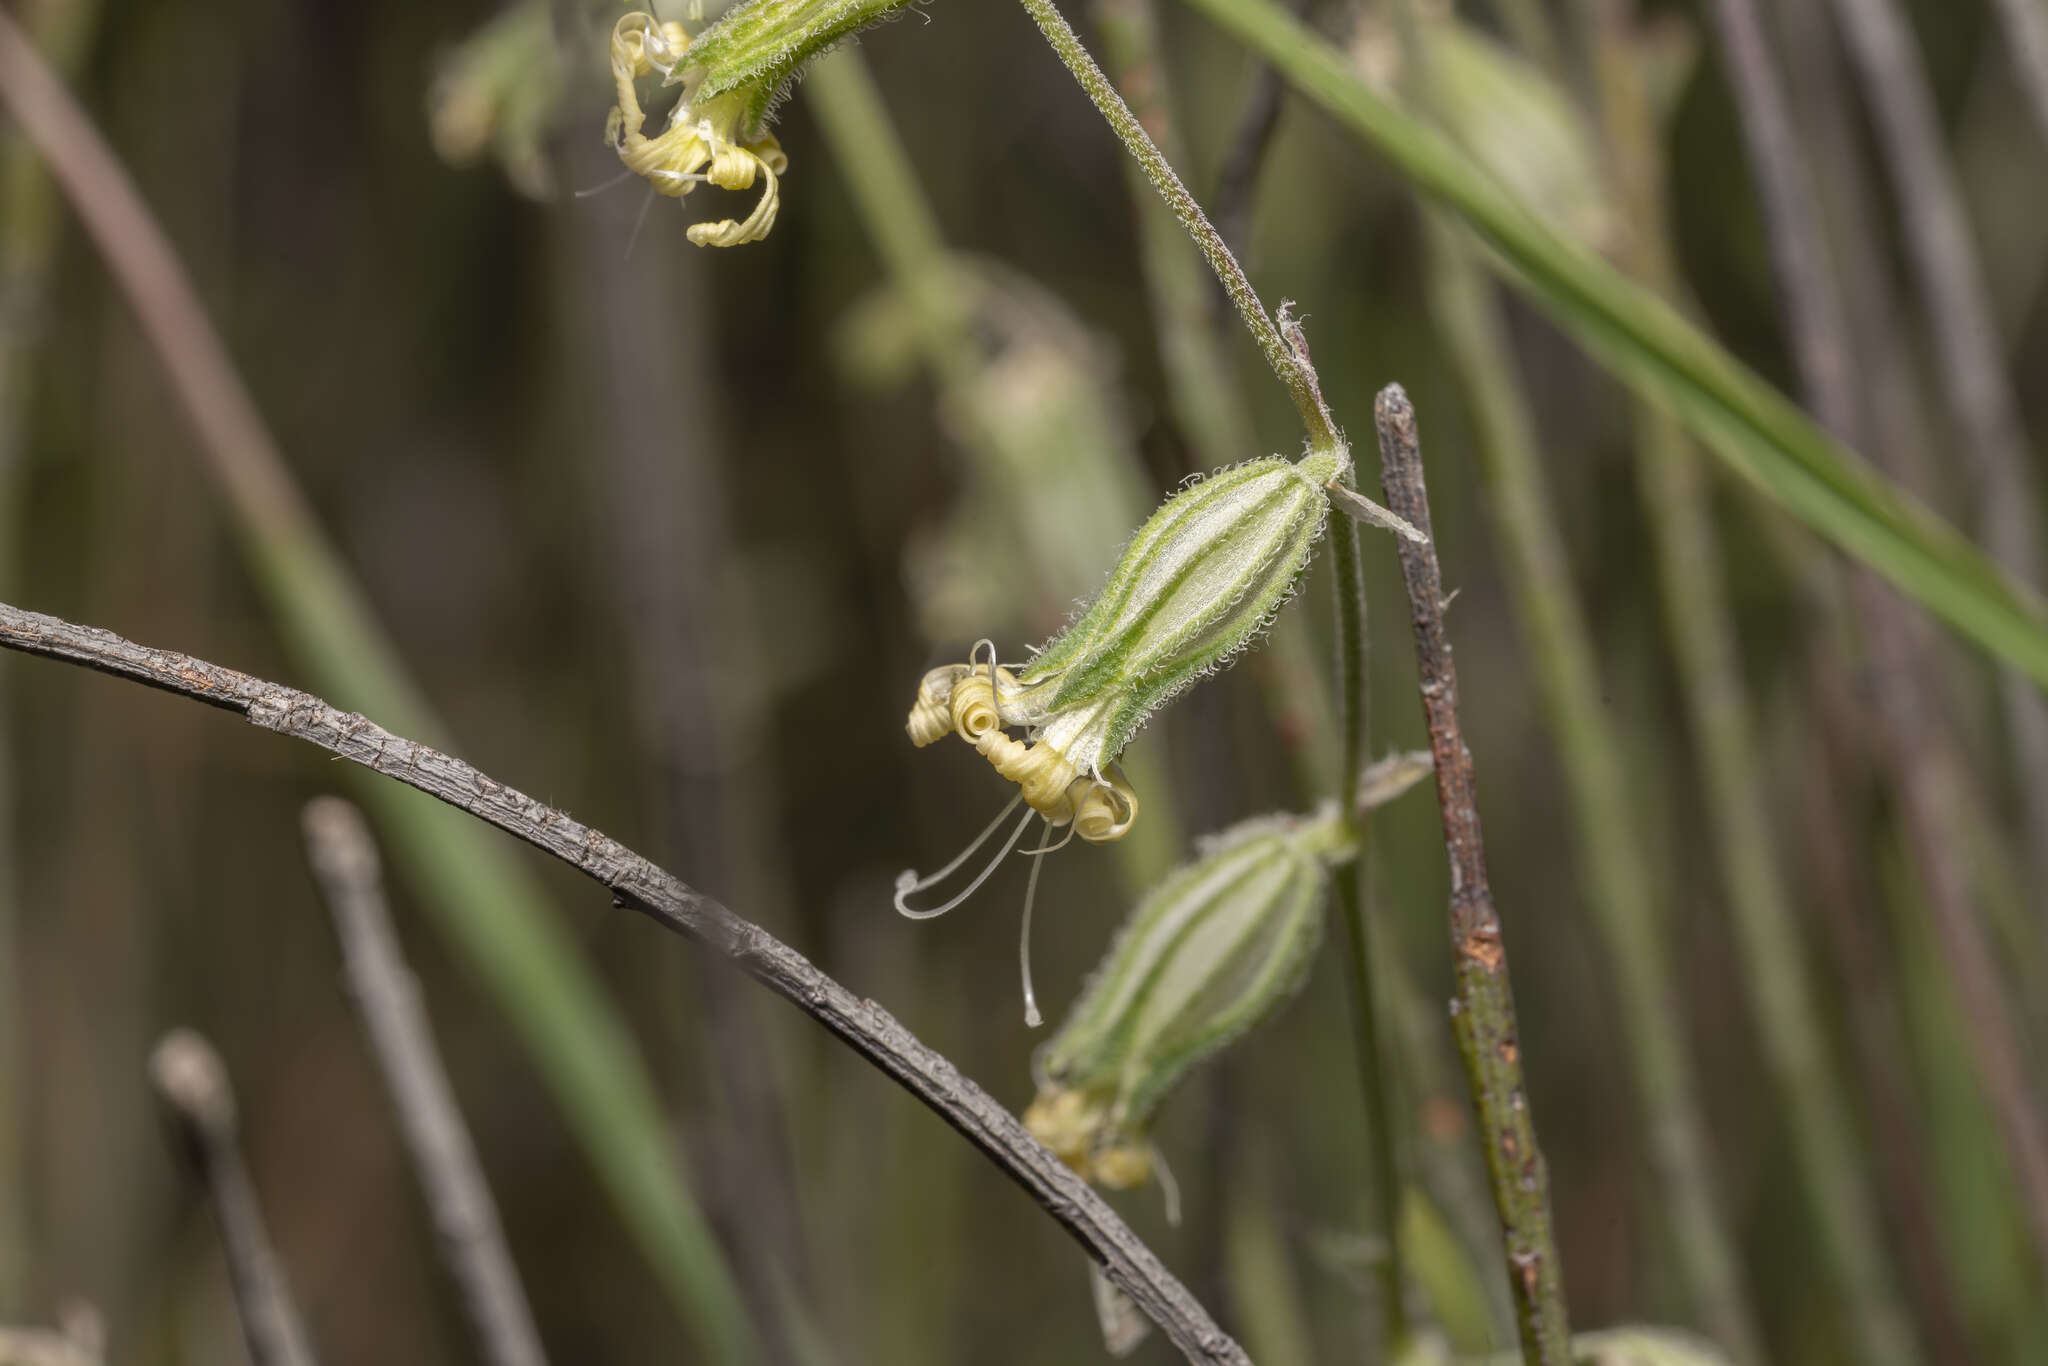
[0,601,1250,1366]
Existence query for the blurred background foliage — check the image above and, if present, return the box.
[1,0,2046,1361]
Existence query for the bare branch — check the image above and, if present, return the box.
[1371,386,1573,1366]
[300,799,550,1366]
[1,602,1250,1366]
[148,1030,321,1366]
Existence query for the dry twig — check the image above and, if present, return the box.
[0,602,1250,1366]
[1372,385,1571,1366]
[148,1030,321,1366]
[300,799,550,1366]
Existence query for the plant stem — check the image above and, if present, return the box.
[148,1031,322,1366]
[301,799,551,1366]
[0,601,1254,1366]
[1330,459,1411,1346]
[1013,0,1340,452]
[1373,386,1573,1366]
[1090,0,1260,469]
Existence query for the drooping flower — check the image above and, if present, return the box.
[1022,810,1348,1198]
[895,450,1346,1021]
[605,13,789,248]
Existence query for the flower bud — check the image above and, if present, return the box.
[1023,810,1346,1189]
[901,452,1344,835]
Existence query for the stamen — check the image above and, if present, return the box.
[624,185,657,259]
[573,168,640,198]
[1021,818,1080,856]
[1020,819,1054,1027]
[894,794,1029,920]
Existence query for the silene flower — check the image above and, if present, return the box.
[896,449,1346,1023]
[605,12,789,248]
[1023,809,1350,1209]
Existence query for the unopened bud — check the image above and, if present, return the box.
[1024,809,1346,1189]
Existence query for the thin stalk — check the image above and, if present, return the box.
[1013,0,1341,452]
[1825,0,2048,910]
[0,17,757,1359]
[1091,0,1259,468]
[1330,473,1410,1345]
[148,1032,321,1366]
[301,799,550,1366]
[1392,3,1752,1352]
[1374,386,1573,1366]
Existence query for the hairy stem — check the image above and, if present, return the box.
[1013,0,1339,450]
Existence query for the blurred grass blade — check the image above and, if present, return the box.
[0,16,755,1361]
[1172,0,2048,686]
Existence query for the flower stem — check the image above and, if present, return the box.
[1012,0,1338,453]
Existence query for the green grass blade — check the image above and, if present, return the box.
[1172,0,2048,686]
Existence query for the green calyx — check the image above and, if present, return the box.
[1030,809,1339,1162]
[685,0,916,137]
[1015,450,1342,763]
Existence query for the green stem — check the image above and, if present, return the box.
[1331,491,1411,1346]
[1089,0,1260,471]
[1012,0,1339,452]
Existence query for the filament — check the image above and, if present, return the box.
[573,168,639,198]
[894,794,1030,920]
[1020,819,1054,1028]
[1020,818,1080,857]
[624,185,657,259]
